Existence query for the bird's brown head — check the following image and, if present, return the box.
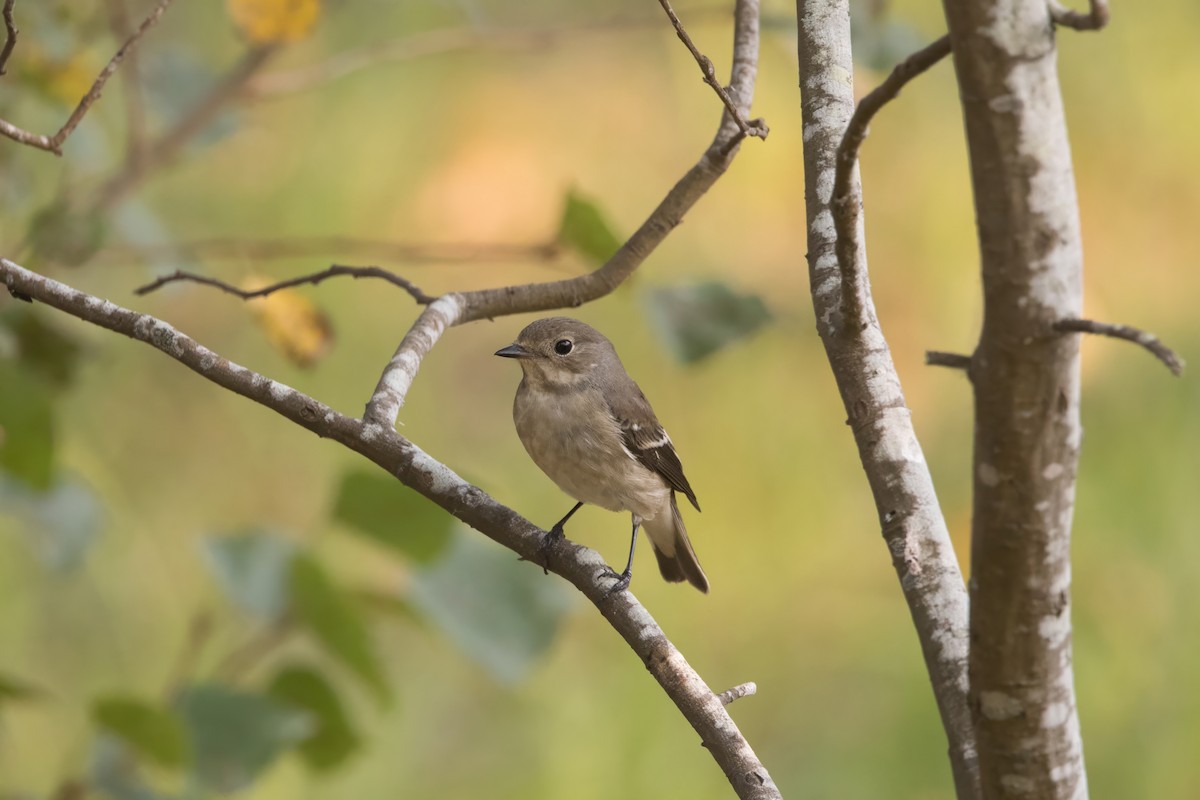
[494,317,619,389]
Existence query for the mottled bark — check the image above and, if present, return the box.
[794,2,979,797]
[939,1,1088,796]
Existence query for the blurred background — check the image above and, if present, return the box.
[1,0,1197,798]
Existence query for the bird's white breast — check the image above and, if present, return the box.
[513,384,669,520]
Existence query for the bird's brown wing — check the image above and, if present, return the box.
[606,385,701,512]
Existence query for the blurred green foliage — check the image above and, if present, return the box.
[1,0,1198,798]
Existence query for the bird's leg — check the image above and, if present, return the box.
[549,501,583,540]
[599,518,639,593]
[536,501,583,574]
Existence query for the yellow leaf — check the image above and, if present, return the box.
[18,47,96,107]
[242,276,334,368]
[227,0,320,44]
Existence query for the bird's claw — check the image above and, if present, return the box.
[597,566,632,594]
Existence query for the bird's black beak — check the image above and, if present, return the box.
[495,343,535,359]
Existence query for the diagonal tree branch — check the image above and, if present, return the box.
[0,256,781,800]
[362,0,766,428]
[795,2,980,797]
[0,0,173,154]
[91,44,279,209]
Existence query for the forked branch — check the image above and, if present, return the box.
[0,0,173,154]
[360,0,767,429]
[1,256,781,800]
[832,34,951,327]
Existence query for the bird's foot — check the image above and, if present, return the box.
[597,565,632,594]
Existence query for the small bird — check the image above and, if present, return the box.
[495,317,708,593]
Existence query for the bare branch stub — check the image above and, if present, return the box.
[926,350,973,371]
[1,0,16,76]
[655,0,768,141]
[1049,0,1110,31]
[832,34,951,328]
[718,682,758,706]
[1054,317,1184,376]
[135,266,435,305]
[0,0,172,154]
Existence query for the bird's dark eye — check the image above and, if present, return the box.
[554,339,573,355]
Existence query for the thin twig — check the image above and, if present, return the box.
[1054,318,1183,376]
[833,34,951,328]
[1049,0,1110,31]
[655,0,768,142]
[718,682,757,706]
[0,0,173,154]
[135,265,435,305]
[99,236,561,266]
[0,256,782,800]
[245,9,731,99]
[926,351,973,371]
[104,0,148,162]
[213,618,294,682]
[0,0,16,76]
[162,612,213,698]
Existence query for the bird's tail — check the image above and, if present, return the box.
[644,493,709,593]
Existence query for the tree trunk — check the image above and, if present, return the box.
[940,1,1089,796]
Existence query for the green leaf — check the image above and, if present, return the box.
[0,475,103,572]
[92,696,188,769]
[0,307,83,388]
[0,672,44,706]
[289,555,390,704]
[331,470,453,563]
[0,361,56,489]
[556,189,622,264]
[267,665,361,772]
[28,199,108,267]
[409,532,573,684]
[203,530,296,621]
[178,684,313,793]
[643,281,772,364]
[850,10,925,72]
